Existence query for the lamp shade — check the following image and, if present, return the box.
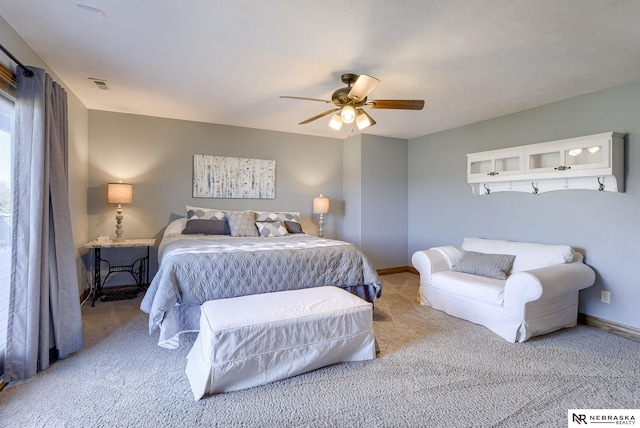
[340,105,356,124]
[107,183,133,204]
[329,113,343,130]
[313,194,330,214]
[356,109,376,130]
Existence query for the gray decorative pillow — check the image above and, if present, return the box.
[186,205,225,221]
[256,220,289,237]
[182,219,230,235]
[255,211,301,223]
[284,221,304,234]
[226,210,259,237]
[452,250,516,280]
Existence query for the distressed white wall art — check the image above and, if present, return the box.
[193,155,276,199]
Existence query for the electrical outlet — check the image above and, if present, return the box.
[601,291,611,304]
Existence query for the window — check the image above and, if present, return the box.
[0,68,15,378]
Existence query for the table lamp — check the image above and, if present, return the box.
[107,181,133,240]
[312,194,330,238]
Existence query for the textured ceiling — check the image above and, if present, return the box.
[1,0,640,140]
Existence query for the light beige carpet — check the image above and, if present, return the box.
[1,273,638,427]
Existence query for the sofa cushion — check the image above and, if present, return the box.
[432,271,505,305]
[462,237,574,272]
[452,250,515,280]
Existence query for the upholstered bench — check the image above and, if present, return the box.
[185,286,376,400]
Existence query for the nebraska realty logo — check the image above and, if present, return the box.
[569,409,639,425]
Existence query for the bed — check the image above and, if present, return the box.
[140,209,382,349]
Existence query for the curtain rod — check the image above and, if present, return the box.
[0,43,34,78]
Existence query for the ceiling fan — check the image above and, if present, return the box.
[280,73,425,131]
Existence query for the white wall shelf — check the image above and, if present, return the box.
[467,132,625,195]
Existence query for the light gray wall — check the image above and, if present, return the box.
[360,134,408,269]
[88,111,344,273]
[408,79,640,329]
[342,134,408,269]
[342,135,362,247]
[89,112,409,275]
[0,16,90,293]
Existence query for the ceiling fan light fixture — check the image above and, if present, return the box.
[341,105,356,124]
[356,109,376,130]
[280,73,425,130]
[329,113,343,130]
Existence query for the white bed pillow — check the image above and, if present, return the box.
[226,210,260,237]
[462,237,574,272]
[164,218,188,236]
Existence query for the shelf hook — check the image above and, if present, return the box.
[597,177,605,191]
[531,182,538,194]
[483,184,490,195]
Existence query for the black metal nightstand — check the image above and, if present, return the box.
[84,238,156,306]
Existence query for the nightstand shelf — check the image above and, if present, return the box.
[84,238,156,306]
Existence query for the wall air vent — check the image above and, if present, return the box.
[89,78,109,90]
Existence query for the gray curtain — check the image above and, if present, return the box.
[4,67,82,383]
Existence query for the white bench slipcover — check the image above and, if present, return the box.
[186,286,376,400]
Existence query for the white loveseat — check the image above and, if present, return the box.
[411,237,596,342]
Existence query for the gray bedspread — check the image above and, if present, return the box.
[140,234,381,348]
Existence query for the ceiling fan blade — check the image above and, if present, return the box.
[298,108,341,125]
[348,74,380,101]
[367,99,425,110]
[280,95,333,103]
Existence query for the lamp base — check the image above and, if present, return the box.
[318,213,324,238]
[114,205,124,241]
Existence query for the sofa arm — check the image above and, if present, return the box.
[504,262,596,306]
[411,247,463,287]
